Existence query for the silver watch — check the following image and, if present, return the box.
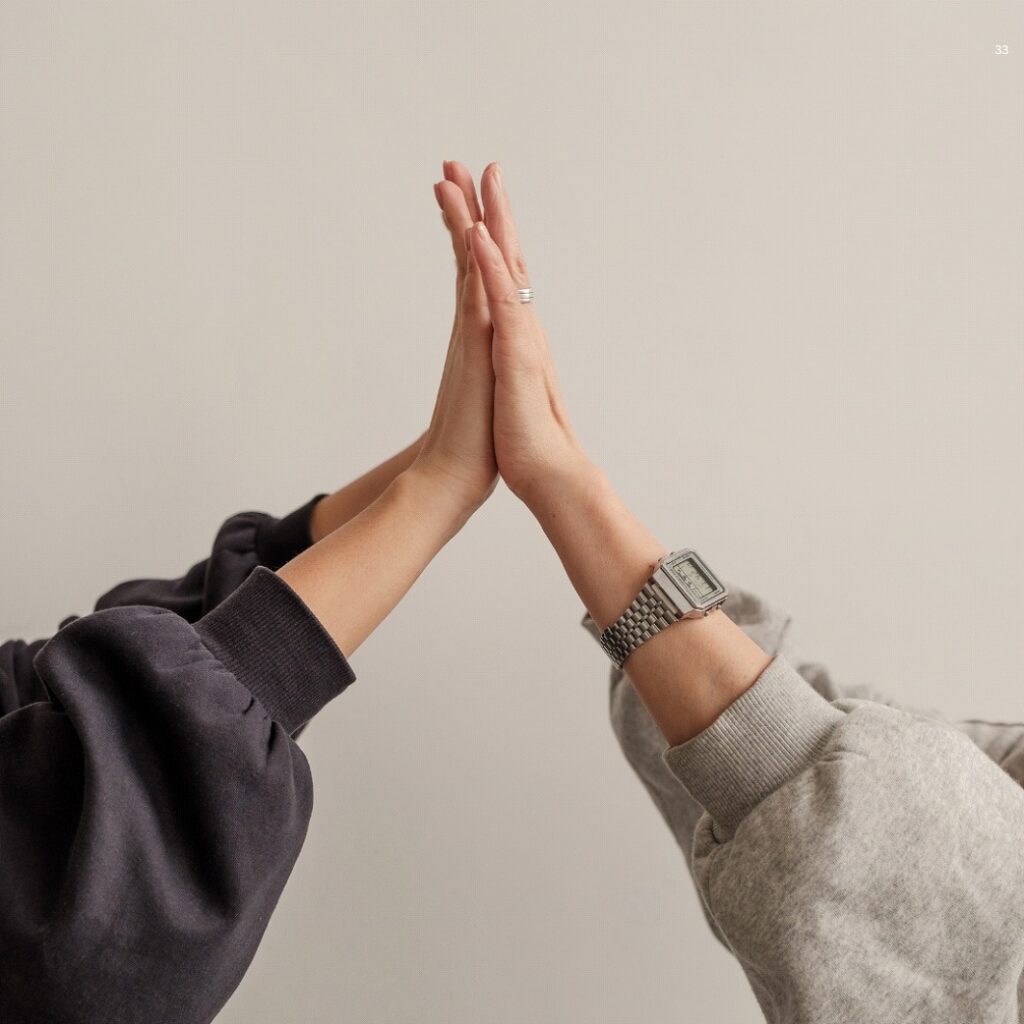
[581,549,729,669]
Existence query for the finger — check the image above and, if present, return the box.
[460,225,489,331]
[436,179,474,273]
[432,184,474,403]
[480,162,530,291]
[468,221,528,341]
[442,160,483,223]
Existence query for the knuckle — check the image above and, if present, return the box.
[496,287,521,311]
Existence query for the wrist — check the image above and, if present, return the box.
[518,451,606,517]
[524,458,669,631]
[396,463,480,537]
[310,434,432,544]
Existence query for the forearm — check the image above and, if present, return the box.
[279,466,470,657]
[527,459,771,746]
[310,435,424,543]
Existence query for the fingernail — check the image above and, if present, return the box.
[493,162,503,186]
[478,221,491,241]
[442,160,452,178]
[433,182,442,208]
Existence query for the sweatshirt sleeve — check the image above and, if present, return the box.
[609,584,1024,883]
[94,494,325,621]
[606,581,804,950]
[0,566,355,1024]
[607,581,1024,983]
[0,496,323,720]
[663,656,1024,1023]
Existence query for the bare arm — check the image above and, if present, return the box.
[309,435,424,543]
[283,163,496,658]
[280,465,475,656]
[523,460,771,745]
[467,164,770,745]
[308,161,489,545]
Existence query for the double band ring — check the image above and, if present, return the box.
[517,287,534,304]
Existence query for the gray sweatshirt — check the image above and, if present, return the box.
[608,583,1024,1023]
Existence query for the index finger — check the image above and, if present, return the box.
[442,160,484,223]
[480,162,531,291]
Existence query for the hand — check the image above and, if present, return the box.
[468,162,591,509]
[465,162,770,745]
[407,161,499,514]
[277,164,505,658]
[309,162,497,542]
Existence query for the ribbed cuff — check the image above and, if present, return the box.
[255,494,326,570]
[196,565,355,733]
[663,654,843,836]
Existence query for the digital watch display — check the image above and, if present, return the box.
[581,548,729,669]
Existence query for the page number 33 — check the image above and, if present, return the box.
[994,44,1009,54]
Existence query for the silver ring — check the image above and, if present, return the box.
[517,287,534,304]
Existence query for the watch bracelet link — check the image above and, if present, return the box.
[599,581,680,669]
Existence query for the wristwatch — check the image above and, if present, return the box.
[581,548,729,669]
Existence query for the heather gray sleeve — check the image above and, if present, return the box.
[609,583,1024,917]
[607,582,810,950]
[0,567,354,1024]
[602,581,1024,1011]
[663,656,1024,1023]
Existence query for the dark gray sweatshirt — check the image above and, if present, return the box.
[0,496,355,1024]
[609,582,1024,1022]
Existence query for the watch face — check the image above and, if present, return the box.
[663,552,724,606]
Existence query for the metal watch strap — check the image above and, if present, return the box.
[598,581,680,669]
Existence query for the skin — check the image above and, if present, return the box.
[466,162,772,746]
[309,436,424,544]
[281,159,771,746]
[306,161,491,544]
[277,162,494,657]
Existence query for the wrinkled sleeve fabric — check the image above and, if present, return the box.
[0,563,354,1023]
[607,584,1024,1020]
[607,582,804,949]
[609,582,1024,899]
[0,495,323,720]
[94,494,324,622]
[0,638,49,719]
[663,658,1024,1023]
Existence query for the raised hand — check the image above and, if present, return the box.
[275,163,499,657]
[467,163,589,507]
[466,162,770,747]
[408,161,499,512]
[309,163,495,543]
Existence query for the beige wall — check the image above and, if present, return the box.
[2,2,1022,1020]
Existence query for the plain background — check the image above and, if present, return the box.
[2,2,1022,1021]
